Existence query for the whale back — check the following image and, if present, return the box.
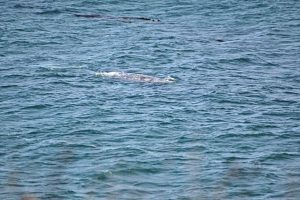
[96,71,175,83]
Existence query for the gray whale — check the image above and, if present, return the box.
[96,71,175,83]
[75,14,160,22]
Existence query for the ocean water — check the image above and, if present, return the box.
[1,0,300,199]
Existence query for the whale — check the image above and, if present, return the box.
[74,14,160,22]
[96,71,175,83]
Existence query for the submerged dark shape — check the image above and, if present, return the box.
[74,14,160,22]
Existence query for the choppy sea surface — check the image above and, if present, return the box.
[1,0,300,199]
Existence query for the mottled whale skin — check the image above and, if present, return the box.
[96,71,175,83]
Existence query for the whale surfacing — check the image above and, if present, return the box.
[96,71,175,83]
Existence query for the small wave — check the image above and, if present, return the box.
[219,57,252,64]
[259,152,299,162]
[96,170,113,181]
[216,132,275,139]
[0,84,19,89]
[114,165,163,175]
[3,74,31,79]
[21,104,51,110]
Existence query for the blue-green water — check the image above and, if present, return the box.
[1,0,300,199]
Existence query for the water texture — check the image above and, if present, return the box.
[1,0,300,199]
